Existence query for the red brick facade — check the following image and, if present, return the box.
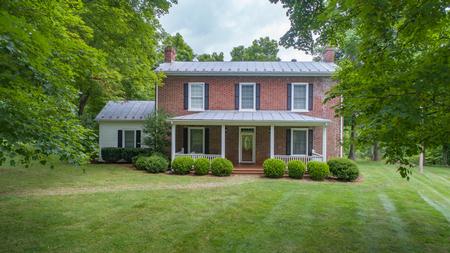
[159,76,342,164]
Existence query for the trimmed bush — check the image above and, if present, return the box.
[194,158,210,175]
[327,158,359,181]
[287,160,306,179]
[171,156,195,175]
[307,161,330,181]
[145,155,169,173]
[101,147,150,163]
[210,158,233,176]
[263,158,286,178]
[132,154,146,168]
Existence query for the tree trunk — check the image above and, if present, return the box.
[78,93,89,116]
[443,144,449,166]
[348,114,356,160]
[419,145,425,173]
[372,142,380,161]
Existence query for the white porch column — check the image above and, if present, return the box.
[322,125,327,162]
[221,125,226,158]
[171,124,176,161]
[270,125,275,158]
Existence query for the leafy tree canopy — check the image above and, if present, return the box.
[143,110,171,154]
[272,0,450,178]
[197,52,224,61]
[231,37,281,61]
[161,32,194,61]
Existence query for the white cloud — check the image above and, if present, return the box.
[159,0,312,61]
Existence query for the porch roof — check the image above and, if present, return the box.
[170,110,330,126]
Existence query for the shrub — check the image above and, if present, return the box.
[307,161,330,181]
[132,154,146,167]
[263,158,285,178]
[194,158,210,175]
[210,158,233,176]
[135,155,168,173]
[287,160,306,179]
[101,147,123,162]
[122,148,151,162]
[171,156,195,175]
[327,158,359,181]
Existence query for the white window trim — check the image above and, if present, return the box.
[188,127,205,154]
[122,129,139,148]
[188,82,205,112]
[291,83,309,112]
[239,83,256,111]
[238,127,256,163]
[291,128,308,156]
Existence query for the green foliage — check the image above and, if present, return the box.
[210,158,233,177]
[307,161,329,181]
[171,156,194,175]
[263,158,285,178]
[143,110,171,154]
[231,37,280,61]
[287,160,306,179]
[273,0,450,178]
[327,158,359,181]
[197,52,224,61]
[162,32,194,61]
[101,148,150,163]
[193,158,210,176]
[135,155,168,173]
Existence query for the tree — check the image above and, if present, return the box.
[272,0,450,178]
[231,37,281,61]
[162,32,194,61]
[143,110,171,154]
[197,52,224,61]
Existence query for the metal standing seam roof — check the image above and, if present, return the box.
[95,101,155,121]
[155,61,336,76]
[170,110,330,126]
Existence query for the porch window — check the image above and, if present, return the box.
[292,83,308,111]
[240,83,256,110]
[124,130,135,148]
[291,129,308,155]
[188,128,204,153]
[189,83,204,111]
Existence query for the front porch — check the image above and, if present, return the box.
[170,110,331,166]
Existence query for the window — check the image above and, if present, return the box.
[124,130,135,148]
[188,128,204,153]
[292,83,308,111]
[189,83,204,111]
[240,83,256,110]
[291,129,308,155]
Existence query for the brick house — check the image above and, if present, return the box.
[155,47,342,166]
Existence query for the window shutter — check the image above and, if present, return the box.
[204,83,209,110]
[204,128,210,154]
[286,128,291,155]
[136,130,141,148]
[308,83,313,111]
[308,129,314,156]
[256,83,261,110]
[183,83,188,110]
[287,83,292,110]
[235,83,240,110]
[183,128,188,153]
[117,130,123,148]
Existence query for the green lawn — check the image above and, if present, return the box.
[0,161,449,253]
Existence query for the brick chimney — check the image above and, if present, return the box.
[164,47,176,63]
[322,47,335,63]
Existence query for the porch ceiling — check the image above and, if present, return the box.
[169,110,330,126]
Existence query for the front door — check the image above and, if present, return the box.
[239,127,255,163]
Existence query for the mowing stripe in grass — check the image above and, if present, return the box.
[418,191,450,222]
[411,177,450,206]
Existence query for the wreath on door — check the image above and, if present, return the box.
[243,135,252,151]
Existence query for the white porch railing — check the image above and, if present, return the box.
[174,152,221,161]
[273,153,323,164]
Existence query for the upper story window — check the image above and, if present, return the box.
[291,128,308,155]
[291,83,308,112]
[240,83,256,111]
[188,83,205,111]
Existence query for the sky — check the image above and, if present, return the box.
[159,0,312,61]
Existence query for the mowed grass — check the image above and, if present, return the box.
[0,161,449,253]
